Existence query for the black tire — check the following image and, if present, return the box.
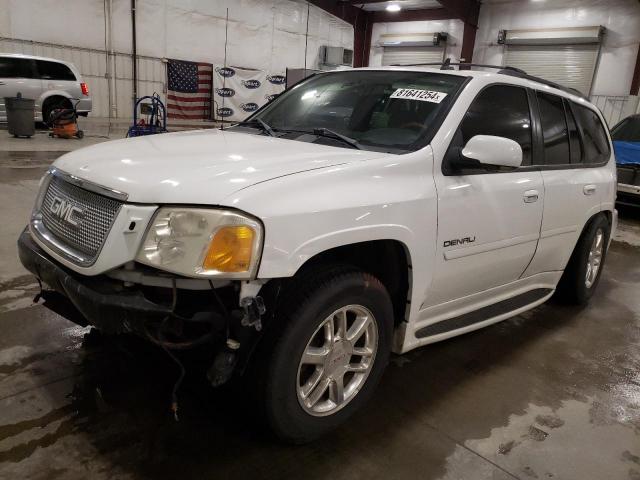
[254,265,394,444]
[76,130,84,139]
[42,97,71,126]
[555,214,610,305]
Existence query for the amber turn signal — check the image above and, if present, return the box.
[202,225,255,273]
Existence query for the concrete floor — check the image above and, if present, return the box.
[0,139,639,480]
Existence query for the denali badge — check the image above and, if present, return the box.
[443,236,475,248]
[50,196,83,226]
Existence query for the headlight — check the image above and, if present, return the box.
[136,207,263,279]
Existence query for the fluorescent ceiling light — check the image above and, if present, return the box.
[386,4,401,12]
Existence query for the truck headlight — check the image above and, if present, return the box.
[136,207,263,279]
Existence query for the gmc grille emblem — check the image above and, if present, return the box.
[50,196,83,226]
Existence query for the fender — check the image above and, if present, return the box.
[224,147,439,334]
[277,224,415,277]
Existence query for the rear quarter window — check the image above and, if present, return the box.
[36,60,76,81]
[572,103,610,164]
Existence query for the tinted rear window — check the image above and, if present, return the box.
[0,58,34,78]
[36,60,76,81]
[537,92,570,165]
[572,103,610,164]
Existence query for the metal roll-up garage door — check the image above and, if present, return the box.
[505,44,599,95]
[500,27,603,95]
[382,46,445,66]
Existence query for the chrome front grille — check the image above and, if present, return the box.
[38,175,123,264]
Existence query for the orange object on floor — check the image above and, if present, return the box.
[52,122,79,139]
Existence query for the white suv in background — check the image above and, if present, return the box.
[18,65,616,443]
[0,53,92,123]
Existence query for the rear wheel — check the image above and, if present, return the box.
[255,266,394,443]
[555,214,610,305]
[42,97,71,125]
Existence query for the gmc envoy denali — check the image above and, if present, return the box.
[18,65,617,443]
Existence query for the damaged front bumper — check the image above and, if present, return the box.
[17,228,224,337]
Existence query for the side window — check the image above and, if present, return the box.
[572,103,611,164]
[36,60,76,81]
[0,58,34,78]
[537,92,570,165]
[453,84,533,167]
[564,99,583,164]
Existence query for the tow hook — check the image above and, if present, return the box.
[239,296,266,331]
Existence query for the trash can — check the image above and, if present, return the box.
[5,93,35,138]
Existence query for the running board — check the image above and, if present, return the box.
[415,288,553,338]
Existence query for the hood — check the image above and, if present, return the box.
[54,129,385,204]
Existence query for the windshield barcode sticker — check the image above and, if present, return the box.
[390,88,447,103]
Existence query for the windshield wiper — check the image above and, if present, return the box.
[234,118,276,137]
[312,128,361,150]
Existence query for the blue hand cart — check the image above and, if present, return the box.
[126,93,168,137]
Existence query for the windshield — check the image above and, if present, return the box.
[237,70,467,154]
[612,117,640,142]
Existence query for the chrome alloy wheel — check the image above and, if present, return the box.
[585,228,604,289]
[296,305,378,417]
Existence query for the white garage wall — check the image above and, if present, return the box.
[0,0,354,118]
[473,0,640,96]
[368,19,464,67]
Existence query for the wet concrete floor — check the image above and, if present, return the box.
[0,149,639,479]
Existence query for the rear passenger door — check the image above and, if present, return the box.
[523,93,612,277]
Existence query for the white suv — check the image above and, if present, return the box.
[0,53,92,122]
[18,65,616,443]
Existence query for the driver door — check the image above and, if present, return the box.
[425,84,544,307]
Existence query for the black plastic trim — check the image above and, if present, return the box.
[415,288,552,338]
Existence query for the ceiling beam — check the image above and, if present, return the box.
[307,0,366,26]
[436,0,480,26]
[346,0,398,4]
[368,7,452,22]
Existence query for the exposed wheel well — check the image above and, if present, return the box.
[583,211,613,240]
[42,95,72,121]
[294,240,411,326]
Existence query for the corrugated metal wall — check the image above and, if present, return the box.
[590,94,640,127]
[0,37,165,119]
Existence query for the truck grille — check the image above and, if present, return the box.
[39,175,123,262]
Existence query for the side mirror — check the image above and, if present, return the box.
[460,135,523,168]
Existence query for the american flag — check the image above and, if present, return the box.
[167,59,213,120]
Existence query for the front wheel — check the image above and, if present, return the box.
[256,266,394,443]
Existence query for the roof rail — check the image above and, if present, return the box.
[390,59,588,99]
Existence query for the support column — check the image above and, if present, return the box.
[460,21,477,64]
[631,44,640,95]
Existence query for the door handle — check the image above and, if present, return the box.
[523,190,539,203]
[583,184,597,195]
[0,81,5,85]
